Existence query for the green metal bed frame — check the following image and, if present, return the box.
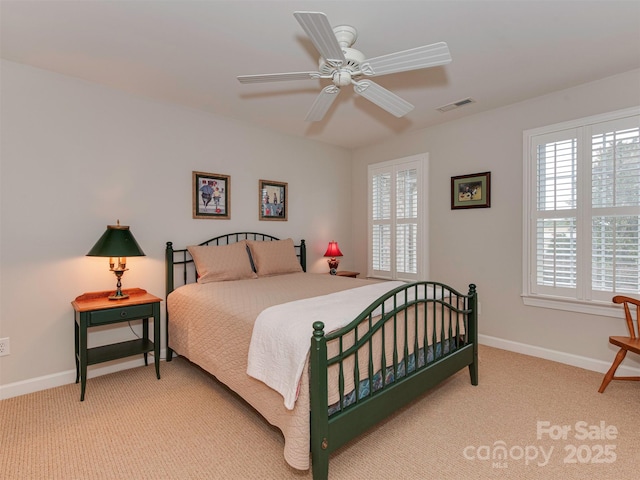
[165,233,478,480]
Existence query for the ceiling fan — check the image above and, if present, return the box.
[237,11,452,122]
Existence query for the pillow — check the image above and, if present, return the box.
[246,238,303,277]
[187,240,257,283]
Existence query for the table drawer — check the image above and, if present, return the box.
[89,304,154,325]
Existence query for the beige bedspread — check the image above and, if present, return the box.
[167,272,379,470]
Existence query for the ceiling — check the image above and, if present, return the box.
[2,1,640,150]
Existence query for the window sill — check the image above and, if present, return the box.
[521,295,624,318]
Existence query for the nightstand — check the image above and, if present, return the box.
[335,271,360,278]
[72,288,162,401]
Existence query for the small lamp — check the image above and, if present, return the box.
[324,241,343,275]
[86,220,145,300]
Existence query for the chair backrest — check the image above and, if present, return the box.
[612,296,640,339]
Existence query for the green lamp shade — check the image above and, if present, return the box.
[87,223,145,257]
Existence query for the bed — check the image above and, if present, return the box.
[165,232,478,480]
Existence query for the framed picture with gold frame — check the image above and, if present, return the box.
[451,171,491,210]
[193,171,230,219]
[259,179,287,221]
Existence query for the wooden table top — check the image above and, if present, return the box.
[72,288,162,312]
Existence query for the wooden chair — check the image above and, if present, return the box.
[598,295,640,393]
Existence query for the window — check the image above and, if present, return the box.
[523,107,640,315]
[368,154,427,281]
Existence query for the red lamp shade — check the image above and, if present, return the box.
[324,241,343,274]
[324,241,343,258]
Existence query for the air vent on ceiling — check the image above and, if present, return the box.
[436,98,475,113]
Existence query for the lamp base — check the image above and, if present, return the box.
[108,293,129,300]
[327,258,340,274]
[108,268,129,300]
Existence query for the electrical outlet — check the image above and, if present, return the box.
[0,337,10,356]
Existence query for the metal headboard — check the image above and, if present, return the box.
[164,232,306,362]
[165,232,306,297]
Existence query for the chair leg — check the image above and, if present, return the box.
[598,348,627,393]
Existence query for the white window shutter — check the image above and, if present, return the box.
[590,117,640,296]
[523,107,640,313]
[369,155,425,281]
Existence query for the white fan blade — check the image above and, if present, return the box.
[360,42,452,77]
[305,85,340,122]
[294,11,345,66]
[352,80,414,117]
[237,72,322,84]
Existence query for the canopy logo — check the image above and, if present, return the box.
[463,441,553,468]
[463,420,618,468]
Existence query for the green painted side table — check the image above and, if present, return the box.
[72,288,162,401]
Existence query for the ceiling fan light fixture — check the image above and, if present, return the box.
[332,70,352,86]
[238,11,452,122]
[319,47,365,75]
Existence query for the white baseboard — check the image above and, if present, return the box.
[0,351,165,400]
[479,334,640,376]
[3,340,639,400]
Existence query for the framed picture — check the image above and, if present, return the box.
[193,171,230,219]
[259,179,287,221]
[451,171,491,210]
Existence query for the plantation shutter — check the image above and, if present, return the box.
[396,167,418,275]
[527,112,640,303]
[533,129,579,295]
[369,156,423,281]
[590,117,640,298]
[371,170,392,273]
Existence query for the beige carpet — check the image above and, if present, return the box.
[1,346,638,479]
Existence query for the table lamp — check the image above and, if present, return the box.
[324,241,343,275]
[86,220,145,300]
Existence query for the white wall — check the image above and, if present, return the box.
[0,60,353,396]
[3,59,639,399]
[351,69,640,374]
